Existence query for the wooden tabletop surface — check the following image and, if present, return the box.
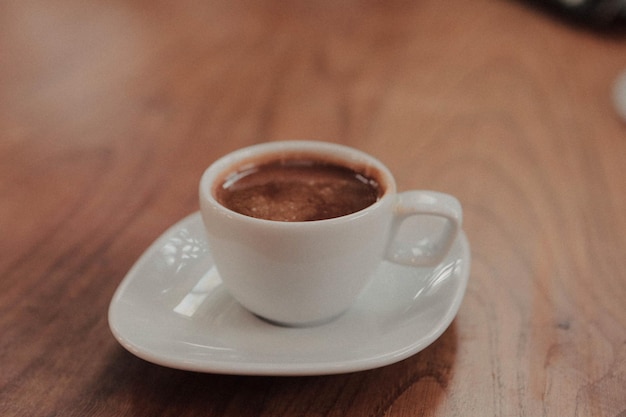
[2,0,626,415]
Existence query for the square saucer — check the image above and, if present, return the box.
[108,212,470,375]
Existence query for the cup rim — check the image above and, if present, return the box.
[199,140,397,225]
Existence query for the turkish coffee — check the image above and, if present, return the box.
[215,158,383,222]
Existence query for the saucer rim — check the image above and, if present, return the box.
[108,212,470,376]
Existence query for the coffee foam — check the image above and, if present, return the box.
[213,152,387,222]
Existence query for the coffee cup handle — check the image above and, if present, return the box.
[386,191,462,267]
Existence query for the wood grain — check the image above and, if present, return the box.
[2,0,626,416]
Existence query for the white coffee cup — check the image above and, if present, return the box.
[199,140,462,326]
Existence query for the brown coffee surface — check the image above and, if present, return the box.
[216,160,382,221]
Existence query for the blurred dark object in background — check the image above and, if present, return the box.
[528,0,626,27]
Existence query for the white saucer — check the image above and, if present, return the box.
[108,212,470,376]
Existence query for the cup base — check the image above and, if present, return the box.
[254,309,348,328]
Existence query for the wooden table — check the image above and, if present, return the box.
[2,0,626,415]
